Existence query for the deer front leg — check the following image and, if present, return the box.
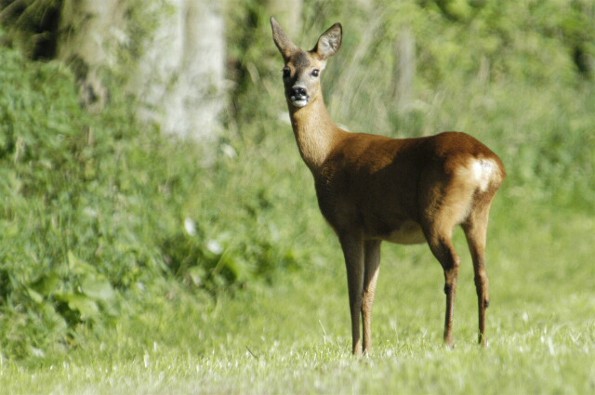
[362,239,381,355]
[340,234,365,355]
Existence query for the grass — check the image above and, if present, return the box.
[1,199,593,394]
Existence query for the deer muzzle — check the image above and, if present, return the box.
[289,86,309,107]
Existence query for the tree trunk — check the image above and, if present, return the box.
[132,0,225,142]
[58,0,124,112]
[56,0,225,142]
[393,27,415,113]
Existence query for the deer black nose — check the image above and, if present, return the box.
[291,87,307,97]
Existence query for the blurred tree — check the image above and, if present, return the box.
[0,0,592,139]
[131,0,226,142]
[394,27,416,112]
[57,0,122,112]
[0,0,226,142]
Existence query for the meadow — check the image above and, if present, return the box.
[1,1,594,393]
[1,77,593,393]
[0,200,593,394]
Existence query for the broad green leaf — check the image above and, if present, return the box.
[30,273,61,296]
[26,287,43,303]
[67,251,98,275]
[60,293,99,320]
[81,275,115,301]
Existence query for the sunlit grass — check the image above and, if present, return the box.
[1,199,593,394]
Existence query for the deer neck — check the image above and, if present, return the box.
[288,96,340,172]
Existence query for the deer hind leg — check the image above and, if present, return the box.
[421,204,463,347]
[426,231,461,347]
[420,170,479,346]
[339,233,365,355]
[462,200,493,347]
[362,239,381,355]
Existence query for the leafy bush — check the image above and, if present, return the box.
[0,46,301,359]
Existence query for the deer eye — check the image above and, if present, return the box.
[282,67,291,79]
[311,69,320,77]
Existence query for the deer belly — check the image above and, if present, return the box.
[381,220,426,245]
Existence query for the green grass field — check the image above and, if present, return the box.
[1,197,593,394]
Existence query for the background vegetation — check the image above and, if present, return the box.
[0,0,593,393]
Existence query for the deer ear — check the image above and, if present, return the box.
[271,17,298,60]
[314,23,342,59]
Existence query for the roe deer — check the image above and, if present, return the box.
[270,17,506,355]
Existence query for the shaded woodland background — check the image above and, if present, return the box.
[0,0,593,359]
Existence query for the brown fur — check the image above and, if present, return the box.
[271,17,506,355]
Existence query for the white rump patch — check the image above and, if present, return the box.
[469,158,499,192]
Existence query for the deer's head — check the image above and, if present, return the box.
[271,17,342,109]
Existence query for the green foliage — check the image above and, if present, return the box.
[0,47,153,357]
[0,45,302,359]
